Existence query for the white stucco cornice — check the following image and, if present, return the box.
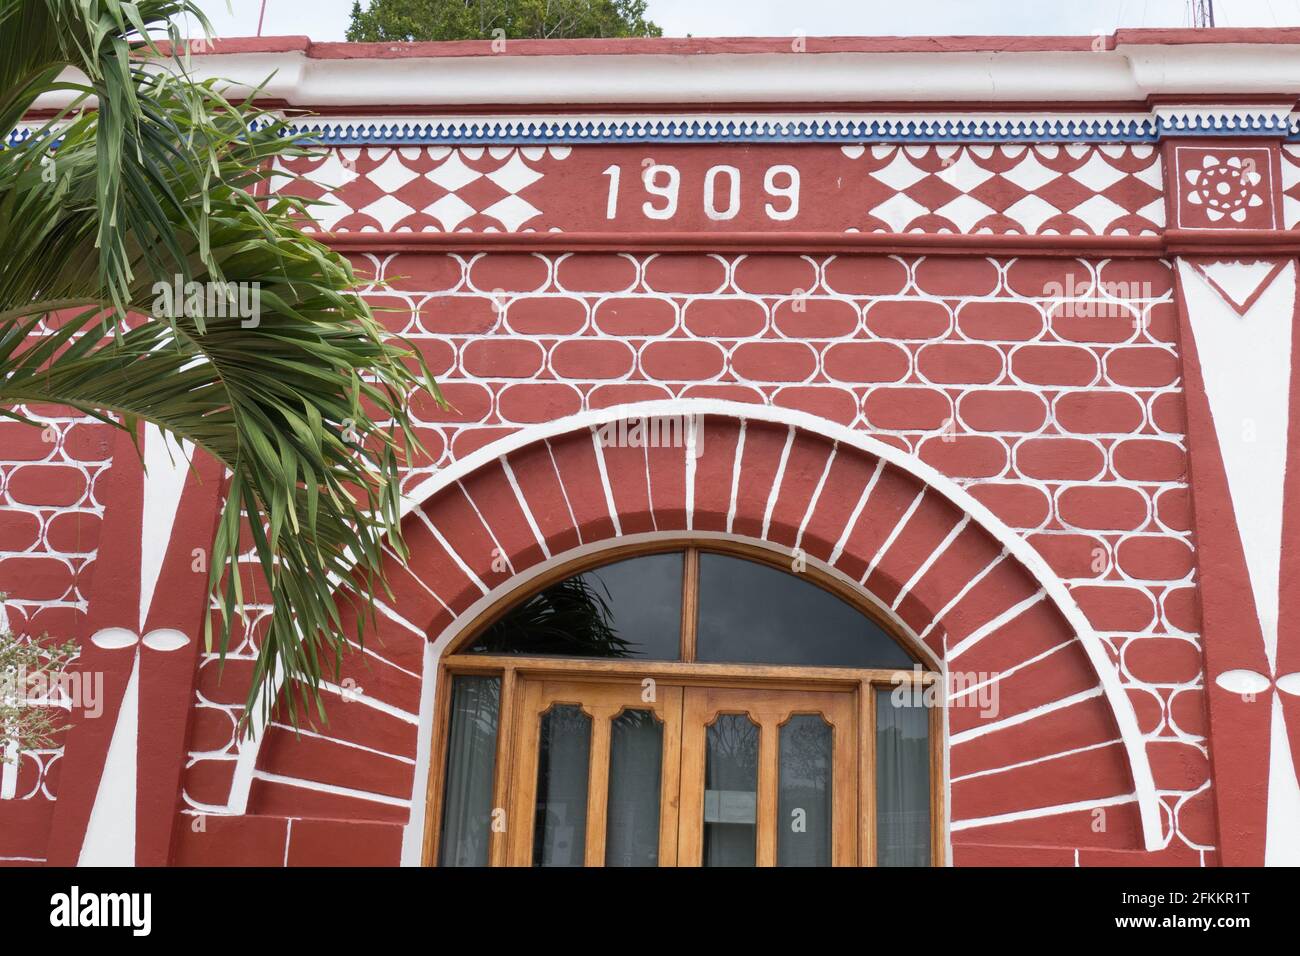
[26,30,1300,112]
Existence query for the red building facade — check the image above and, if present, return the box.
[2,30,1300,866]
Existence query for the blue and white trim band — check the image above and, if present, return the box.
[7,108,1299,149]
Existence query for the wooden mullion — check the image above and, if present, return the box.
[487,666,518,867]
[584,708,613,866]
[506,679,545,866]
[658,686,684,867]
[860,678,877,867]
[421,664,455,866]
[755,717,779,867]
[681,546,700,662]
[930,687,946,867]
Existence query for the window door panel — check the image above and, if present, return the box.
[500,677,868,867]
[677,686,857,867]
[507,679,683,867]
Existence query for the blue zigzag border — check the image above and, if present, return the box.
[7,112,1299,149]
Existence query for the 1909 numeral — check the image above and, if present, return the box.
[602,163,800,222]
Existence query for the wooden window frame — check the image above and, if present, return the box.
[422,538,945,867]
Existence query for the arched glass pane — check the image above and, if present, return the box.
[470,552,682,659]
[703,714,759,867]
[696,552,915,668]
[876,689,931,866]
[605,709,663,866]
[778,715,832,867]
[533,704,592,867]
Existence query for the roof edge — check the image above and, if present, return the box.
[164,28,1300,59]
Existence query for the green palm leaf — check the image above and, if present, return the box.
[0,1,442,730]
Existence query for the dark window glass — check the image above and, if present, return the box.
[605,709,664,866]
[438,676,500,867]
[533,704,592,867]
[696,552,915,668]
[778,715,833,867]
[876,689,932,866]
[702,715,759,867]
[469,552,683,659]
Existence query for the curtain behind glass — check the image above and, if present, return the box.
[439,676,500,866]
[777,715,832,866]
[533,705,592,866]
[875,690,931,866]
[703,715,759,866]
[605,710,663,866]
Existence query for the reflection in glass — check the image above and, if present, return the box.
[470,552,683,659]
[876,689,931,866]
[702,714,759,866]
[533,704,592,866]
[696,553,914,668]
[438,676,500,867]
[605,709,664,866]
[778,715,832,867]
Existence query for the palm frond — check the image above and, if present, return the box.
[0,1,443,730]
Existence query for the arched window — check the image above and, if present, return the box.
[426,542,940,867]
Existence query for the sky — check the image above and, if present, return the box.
[189,0,1300,42]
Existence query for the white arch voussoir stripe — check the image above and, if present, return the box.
[389,398,1162,852]
[951,793,1138,832]
[589,428,623,537]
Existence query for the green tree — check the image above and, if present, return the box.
[1,596,78,761]
[0,1,440,730]
[346,0,662,42]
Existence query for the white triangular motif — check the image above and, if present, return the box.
[1266,695,1300,865]
[78,656,140,865]
[1178,260,1294,672]
[139,425,192,633]
[1198,260,1281,312]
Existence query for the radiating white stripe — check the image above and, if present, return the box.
[952,792,1136,831]
[762,426,797,541]
[829,458,885,566]
[919,551,1007,643]
[795,442,838,552]
[589,428,624,537]
[950,686,1104,744]
[726,419,747,533]
[500,455,550,559]
[456,480,513,575]
[893,514,971,611]
[861,487,927,585]
[415,510,488,595]
[951,738,1123,784]
[947,590,1046,659]
[252,770,410,808]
